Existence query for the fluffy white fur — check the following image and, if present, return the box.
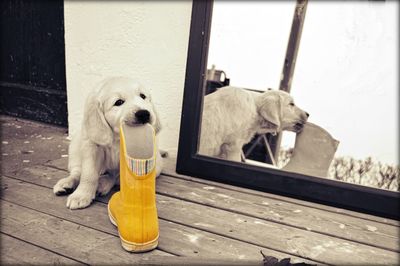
[53,77,163,209]
[199,86,309,161]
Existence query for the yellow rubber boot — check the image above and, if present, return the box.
[108,123,159,252]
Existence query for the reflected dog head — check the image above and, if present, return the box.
[256,89,309,133]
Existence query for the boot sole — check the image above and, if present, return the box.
[107,204,159,253]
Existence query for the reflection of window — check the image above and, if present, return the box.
[208,1,296,90]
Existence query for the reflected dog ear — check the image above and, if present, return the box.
[256,92,282,130]
[83,92,114,146]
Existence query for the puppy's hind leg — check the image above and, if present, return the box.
[96,172,117,196]
[220,142,243,162]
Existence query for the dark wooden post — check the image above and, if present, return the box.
[269,0,308,160]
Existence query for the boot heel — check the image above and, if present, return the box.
[108,204,117,227]
[120,236,159,253]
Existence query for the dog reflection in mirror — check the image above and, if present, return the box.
[199,86,309,161]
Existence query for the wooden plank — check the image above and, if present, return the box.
[1,177,314,263]
[17,162,400,246]
[5,168,399,265]
[155,196,399,265]
[0,231,262,266]
[47,154,398,227]
[162,154,400,226]
[0,200,168,265]
[156,175,399,252]
[0,233,83,265]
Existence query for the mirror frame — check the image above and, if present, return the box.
[176,0,399,220]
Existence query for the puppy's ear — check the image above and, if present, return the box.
[152,105,162,134]
[257,92,281,130]
[83,92,113,146]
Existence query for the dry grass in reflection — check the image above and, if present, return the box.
[278,149,399,192]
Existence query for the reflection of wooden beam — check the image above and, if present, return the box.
[279,0,308,93]
[269,0,308,160]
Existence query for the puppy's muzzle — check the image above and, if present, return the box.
[294,111,309,132]
[135,110,150,124]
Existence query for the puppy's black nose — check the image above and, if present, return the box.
[305,112,310,118]
[135,110,150,124]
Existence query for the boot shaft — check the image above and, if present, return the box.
[119,123,157,203]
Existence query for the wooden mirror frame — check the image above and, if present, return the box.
[176,0,399,220]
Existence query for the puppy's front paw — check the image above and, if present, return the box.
[66,190,94,209]
[53,177,76,196]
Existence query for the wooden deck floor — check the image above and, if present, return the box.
[1,117,399,265]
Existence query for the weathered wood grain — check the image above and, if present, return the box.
[15,164,399,252]
[0,200,168,265]
[5,166,399,265]
[156,175,400,252]
[0,233,83,265]
[45,144,399,227]
[155,195,399,265]
[1,176,315,263]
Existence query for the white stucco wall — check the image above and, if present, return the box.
[64,1,192,152]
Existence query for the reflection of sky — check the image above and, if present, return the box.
[208,1,398,165]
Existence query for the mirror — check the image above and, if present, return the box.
[198,0,399,192]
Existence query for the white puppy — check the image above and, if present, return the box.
[53,77,163,209]
[199,86,309,161]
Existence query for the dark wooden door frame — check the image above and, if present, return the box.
[0,0,68,126]
[176,0,399,220]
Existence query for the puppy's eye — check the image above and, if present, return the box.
[289,102,295,106]
[114,99,125,106]
[140,93,146,100]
